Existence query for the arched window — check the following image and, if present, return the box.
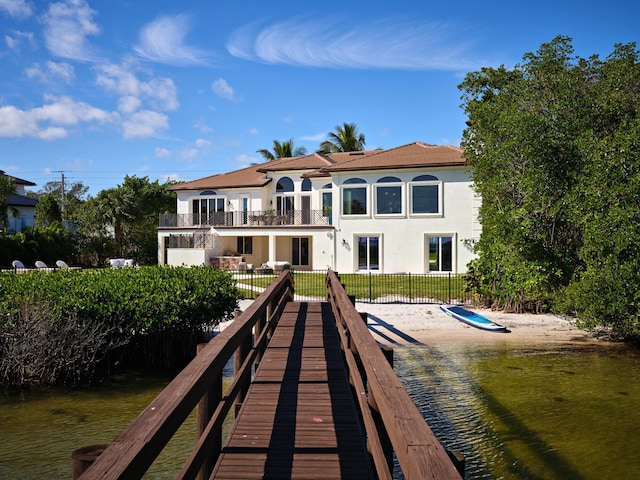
[301,178,312,191]
[375,177,403,215]
[276,177,294,192]
[412,174,438,182]
[344,177,366,184]
[200,190,217,196]
[377,176,401,183]
[321,183,333,189]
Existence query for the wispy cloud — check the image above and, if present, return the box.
[122,110,168,139]
[25,60,75,84]
[5,30,35,50]
[42,0,101,61]
[211,78,235,100]
[154,147,171,158]
[0,0,32,19]
[135,13,209,66]
[227,16,480,71]
[95,61,179,111]
[300,132,325,142]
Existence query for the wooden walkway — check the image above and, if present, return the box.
[213,301,375,479]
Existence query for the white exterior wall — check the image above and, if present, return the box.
[159,166,479,273]
[331,167,478,274]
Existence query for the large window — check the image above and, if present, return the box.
[342,178,367,215]
[410,175,441,215]
[237,236,253,255]
[357,236,380,271]
[292,237,309,266]
[375,176,403,215]
[427,236,452,272]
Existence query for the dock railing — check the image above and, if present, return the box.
[326,270,464,479]
[76,271,294,479]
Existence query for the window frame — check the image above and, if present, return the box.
[373,181,405,217]
[236,236,253,255]
[425,234,454,273]
[409,180,443,217]
[355,234,382,272]
[340,179,369,217]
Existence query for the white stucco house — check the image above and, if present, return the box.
[1,171,37,233]
[157,142,481,274]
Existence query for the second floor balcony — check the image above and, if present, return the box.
[159,210,332,228]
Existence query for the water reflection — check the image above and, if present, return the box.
[395,343,640,479]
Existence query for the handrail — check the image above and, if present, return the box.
[78,271,294,479]
[326,270,463,480]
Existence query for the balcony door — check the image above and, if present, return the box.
[193,197,225,225]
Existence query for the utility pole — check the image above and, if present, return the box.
[52,171,67,212]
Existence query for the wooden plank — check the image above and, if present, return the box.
[213,301,375,479]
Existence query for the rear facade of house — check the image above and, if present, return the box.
[157,142,481,274]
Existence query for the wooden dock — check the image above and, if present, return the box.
[213,301,374,479]
[76,271,463,479]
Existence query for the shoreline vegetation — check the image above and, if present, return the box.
[0,266,240,387]
[0,267,631,388]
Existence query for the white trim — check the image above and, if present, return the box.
[408,180,443,217]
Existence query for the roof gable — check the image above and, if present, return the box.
[171,142,465,191]
[319,142,465,173]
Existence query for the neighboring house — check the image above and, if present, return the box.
[1,171,37,233]
[157,142,481,274]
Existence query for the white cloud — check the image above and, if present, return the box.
[248,127,258,135]
[0,95,113,140]
[42,0,101,61]
[122,110,169,139]
[154,147,171,158]
[135,14,209,66]
[179,148,199,162]
[117,95,141,114]
[300,132,325,142]
[5,30,34,50]
[95,62,179,111]
[236,153,257,165]
[195,138,212,150]
[0,0,32,18]
[228,16,479,71]
[25,60,74,84]
[211,78,235,100]
[161,173,182,183]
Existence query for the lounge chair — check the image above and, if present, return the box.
[12,260,25,271]
[35,261,49,269]
[56,260,70,268]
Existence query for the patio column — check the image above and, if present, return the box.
[268,233,277,263]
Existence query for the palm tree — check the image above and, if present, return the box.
[257,139,308,161]
[318,122,366,153]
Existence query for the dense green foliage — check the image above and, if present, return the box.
[459,37,640,338]
[0,266,241,385]
[0,223,74,267]
[4,175,177,268]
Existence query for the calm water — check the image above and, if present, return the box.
[1,343,639,479]
[395,342,640,479]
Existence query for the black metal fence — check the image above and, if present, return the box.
[233,269,474,305]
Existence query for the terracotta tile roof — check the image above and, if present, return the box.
[319,142,465,173]
[171,153,337,191]
[171,142,465,190]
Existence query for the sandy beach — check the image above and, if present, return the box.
[232,300,598,346]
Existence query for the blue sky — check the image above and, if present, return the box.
[1,0,637,195]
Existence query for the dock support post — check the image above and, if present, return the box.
[196,343,223,480]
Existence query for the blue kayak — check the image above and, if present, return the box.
[439,305,507,332]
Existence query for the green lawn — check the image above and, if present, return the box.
[234,271,470,304]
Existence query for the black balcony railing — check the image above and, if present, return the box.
[159,210,332,228]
